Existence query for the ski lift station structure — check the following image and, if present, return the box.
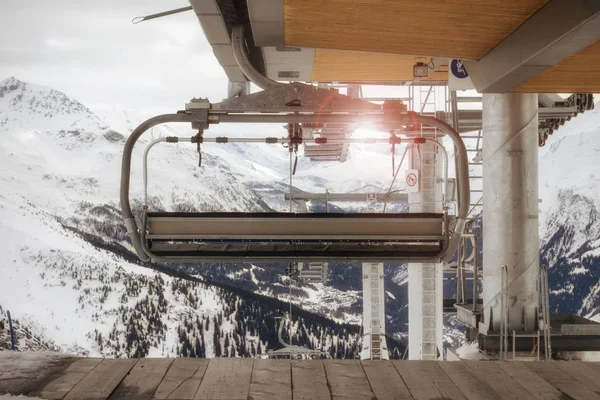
[5,1,600,399]
[118,0,600,361]
[120,0,600,363]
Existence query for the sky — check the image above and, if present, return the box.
[0,0,229,116]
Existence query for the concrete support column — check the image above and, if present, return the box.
[408,141,444,360]
[482,93,539,333]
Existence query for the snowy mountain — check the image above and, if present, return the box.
[0,77,407,357]
[3,75,596,359]
[538,105,600,318]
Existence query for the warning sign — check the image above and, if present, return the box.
[405,169,420,193]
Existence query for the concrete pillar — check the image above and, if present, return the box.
[408,141,444,360]
[482,93,539,333]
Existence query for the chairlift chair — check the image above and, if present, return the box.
[120,82,470,263]
[120,25,470,263]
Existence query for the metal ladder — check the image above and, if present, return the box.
[511,330,541,361]
[450,91,483,220]
[369,264,383,360]
[421,264,438,360]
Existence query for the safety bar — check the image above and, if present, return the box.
[121,111,469,263]
[143,135,449,210]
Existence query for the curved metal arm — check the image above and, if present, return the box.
[121,113,194,261]
[231,25,283,89]
[417,116,469,262]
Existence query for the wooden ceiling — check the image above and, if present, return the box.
[311,50,447,82]
[512,41,600,93]
[283,0,549,60]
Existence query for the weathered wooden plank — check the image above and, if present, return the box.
[323,360,373,400]
[63,358,138,400]
[361,360,412,400]
[495,361,563,400]
[557,361,600,394]
[393,360,466,400]
[291,360,331,400]
[249,359,291,400]
[464,361,535,400]
[581,361,600,379]
[437,361,500,400]
[36,358,103,400]
[525,361,600,400]
[0,355,77,397]
[194,358,253,400]
[582,362,600,375]
[0,378,31,395]
[153,358,209,400]
[109,358,172,400]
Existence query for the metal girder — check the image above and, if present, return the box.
[211,82,381,113]
[464,0,600,93]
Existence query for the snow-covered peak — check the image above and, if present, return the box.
[0,76,110,138]
[539,105,600,231]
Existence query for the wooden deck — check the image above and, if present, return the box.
[2,356,600,400]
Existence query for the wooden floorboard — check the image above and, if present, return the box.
[249,359,291,400]
[556,361,600,394]
[361,360,412,400]
[63,358,138,400]
[35,358,103,400]
[8,355,600,400]
[437,361,500,400]
[109,358,173,400]
[0,378,33,395]
[0,355,78,397]
[495,361,564,400]
[525,361,600,400]
[394,360,466,400]
[291,360,331,400]
[464,360,535,400]
[194,358,253,400]
[324,360,374,400]
[153,358,209,400]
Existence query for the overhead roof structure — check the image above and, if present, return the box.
[189,0,600,93]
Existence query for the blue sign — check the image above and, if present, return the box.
[451,59,469,79]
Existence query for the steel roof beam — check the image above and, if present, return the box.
[464,0,600,93]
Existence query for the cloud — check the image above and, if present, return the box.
[0,0,229,112]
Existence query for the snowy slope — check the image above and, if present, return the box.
[538,102,600,317]
[0,77,406,357]
[539,105,600,232]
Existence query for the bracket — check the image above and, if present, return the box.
[211,82,381,114]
